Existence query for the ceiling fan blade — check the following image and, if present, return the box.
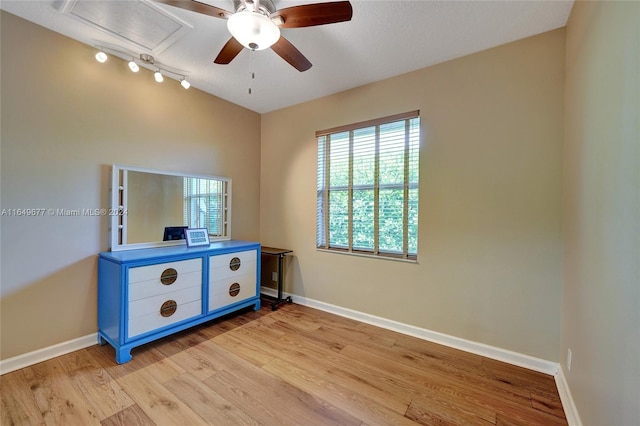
[214,37,244,64]
[153,0,232,19]
[272,1,353,28]
[271,36,312,72]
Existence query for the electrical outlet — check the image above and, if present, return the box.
[272,272,278,282]
[567,349,572,371]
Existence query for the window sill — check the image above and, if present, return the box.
[316,248,418,264]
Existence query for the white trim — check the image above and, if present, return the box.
[260,286,281,299]
[555,366,583,426]
[0,333,97,375]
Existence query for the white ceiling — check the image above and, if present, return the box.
[1,0,574,113]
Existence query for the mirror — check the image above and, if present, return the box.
[110,164,231,251]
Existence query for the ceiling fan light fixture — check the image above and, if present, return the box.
[227,10,280,51]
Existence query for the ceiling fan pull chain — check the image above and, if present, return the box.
[248,50,256,95]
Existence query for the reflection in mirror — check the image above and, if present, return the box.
[127,171,183,244]
[110,164,231,251]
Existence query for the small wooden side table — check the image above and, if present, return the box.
[261,246,293,310]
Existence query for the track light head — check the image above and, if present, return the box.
[180,78,191,89]
[95,51,108,63]
[154,70,164,83]
[128,60,140,72]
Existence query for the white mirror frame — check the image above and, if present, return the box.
[110,164,232,251]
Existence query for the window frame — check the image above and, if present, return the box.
[316,111,420,261]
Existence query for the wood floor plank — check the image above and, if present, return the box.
[57,348,135,421]
[192,336,359,425]
[100,403,155,426]
[268,307,323,332]
[1,369,46,426]
[530,391,566,419]
[356,322,484,367]
[22,358,102,425]
[203,369,303,426]
[115,367,209,426]
[136,356,185,385]
[481,357,560,400]
[194,340,363,426]
[405,396,496,426]
[264,357,419,425]
[238,318,415,414]
[87,344,168,381]
[209,365,362,426]
[340,343,534,409]
[212,329,279,366]
[166,372,260,425]
[166,345,221,382]
[275,304,397,348]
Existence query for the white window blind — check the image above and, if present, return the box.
[316,111,420,260]
[183,178,228,237]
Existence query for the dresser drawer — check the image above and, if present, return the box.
[209,250,257,280]
[129,270,201,301]
[129,258,201,284]
[128,259,202,301]
[208,274,257,311]
[128,286,202,338]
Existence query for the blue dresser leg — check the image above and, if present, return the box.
[254,299,261,311]
[116,348,132,364]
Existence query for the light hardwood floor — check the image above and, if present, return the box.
[1,300,567,425]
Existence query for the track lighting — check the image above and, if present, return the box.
[94,47,190,90]
[95,51,108,63]
[128,60,140,73]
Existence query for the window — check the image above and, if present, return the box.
[316,111,420,260]
[184,177,229,237]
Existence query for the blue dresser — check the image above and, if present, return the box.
[98,240,261,363]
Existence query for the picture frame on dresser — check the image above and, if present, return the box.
[185,228,210,247]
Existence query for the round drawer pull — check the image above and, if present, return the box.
[160,268,178,285]
[229,283,240,297]
[160,300,177,317]
[229,257,241,271]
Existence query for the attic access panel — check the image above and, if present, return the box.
[59,0,192,54]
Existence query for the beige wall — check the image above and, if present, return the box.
[562,1,640,424]
[0,12,261,360]
[261,29,565,360]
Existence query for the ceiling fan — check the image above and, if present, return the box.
[154,0,353,72]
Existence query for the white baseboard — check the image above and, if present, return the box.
[555,366,583,426]
[0,333,97,375]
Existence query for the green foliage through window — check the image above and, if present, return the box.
[316,112,420,260]
[184,178,227,236]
